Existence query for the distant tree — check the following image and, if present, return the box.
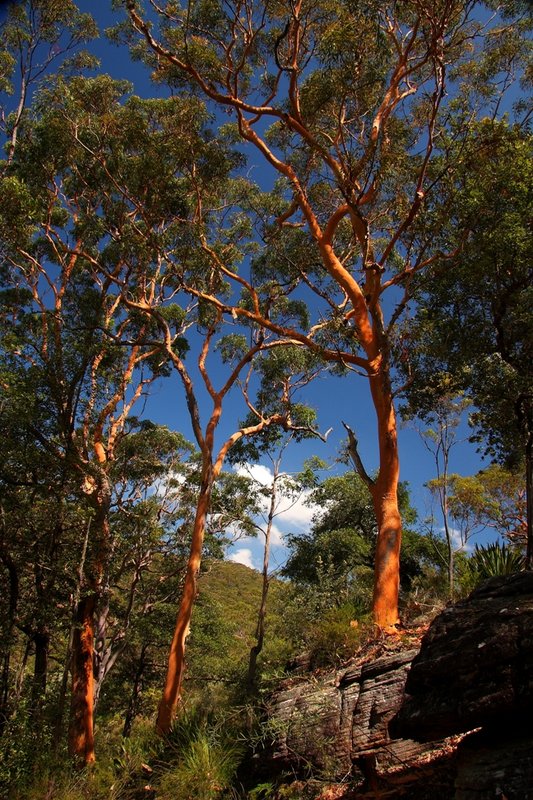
[435,466,527,551]
[398,123,533,564]
[402,393,471,599]
[228,348,328,690]
[283,470,434,605]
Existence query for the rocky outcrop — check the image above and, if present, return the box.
[260,645,451,791]
[389,572,533,800]
[454,728,533,800]
[258,573,533,799]
[392,572,533,742]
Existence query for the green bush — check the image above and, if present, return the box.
[305,603,372,668]
[467,542,525,587]
[155,709,244,800]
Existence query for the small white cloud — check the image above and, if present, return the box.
[235,462,273,486]
[275,492,316,530]
[444,526,475,553]
[228,548,256,569]
[234,462,318,534]
[269,522,285,547]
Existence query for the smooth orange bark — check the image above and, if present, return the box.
[369,372,402,629]
[68,595,96,764]
[68,479,111,764]
[155,468,212,734]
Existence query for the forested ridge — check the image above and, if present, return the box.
[0,0,531,797]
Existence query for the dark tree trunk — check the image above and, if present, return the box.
[123,643,148,738]
[525,434,532,569]
[0,550,18,736]
[53,624,74,752]
[31,626,49,714]
[68,594,96,763]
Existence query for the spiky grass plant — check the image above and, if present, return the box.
[155,709,244,800]
[469,542,525,582]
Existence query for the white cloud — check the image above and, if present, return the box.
[235,463,273,486]
[269,522,285,547]
[443,527,475,553]
[228,548,256,569]
[234,462,319,536]
[274,492,316,531]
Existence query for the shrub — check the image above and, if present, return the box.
[155,709,244,800]
[468,542,525,584]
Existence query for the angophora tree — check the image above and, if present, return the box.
[124,0,530,627]
[23,75,329,732]
[0,71,212,760]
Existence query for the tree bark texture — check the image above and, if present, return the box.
[68,479,111,764]
[369,373,402,630]
[68,594,96,764]
[155,464,213,735]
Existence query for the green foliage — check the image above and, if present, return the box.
[186,561,294,696]
[399,123,532,470]
[284,470,430,592]
[468,542,525,585]
[305,603,372,669]
[155,710,244,800]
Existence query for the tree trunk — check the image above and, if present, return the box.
[155,462,213,735]
[441,487,455,601]
[0,549,18,736]
[68,480,111,764]
[123,643,148,738]
[31,626,49,714]
[68,594,96,764]
[525,428,532,570]
[53,625,74,752]
[369,372,402,630]
[247,467,278,692]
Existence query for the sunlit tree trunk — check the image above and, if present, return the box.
[68,478,110,765]
[68,594,96,763]
[368,372,402,630]
[156,459,214,735]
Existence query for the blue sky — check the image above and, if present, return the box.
[0,0,499,570]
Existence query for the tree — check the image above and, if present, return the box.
[228,348,328,690]
[124,0,531,628]
[149,341,326,734]
[440,465,527,550]
[404,393,472,599]
[398,122,533,564]
[284,470,433,604]
[0,395,89,735]
[0,0,98,170]
[2,54,326,739]
[0,69,180,761]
